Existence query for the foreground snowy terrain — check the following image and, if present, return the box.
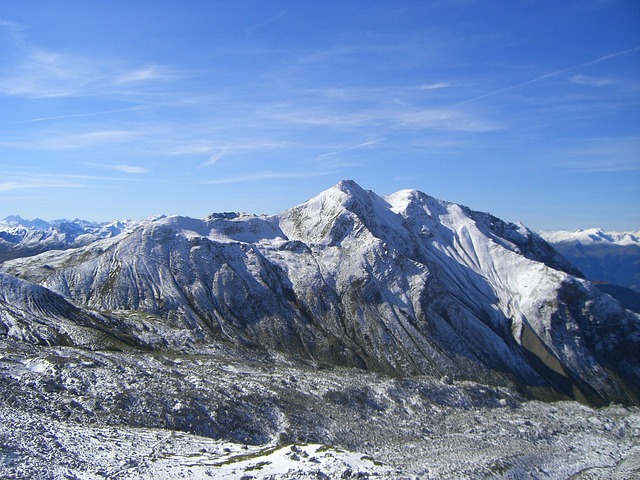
[1,181,639,478]
[1,338,639,479]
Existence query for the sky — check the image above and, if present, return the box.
[1,0,639,231]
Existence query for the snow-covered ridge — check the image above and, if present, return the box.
[1,180,639,406]
[540,228,640,246]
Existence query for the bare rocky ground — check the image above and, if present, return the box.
[0,338,638,479]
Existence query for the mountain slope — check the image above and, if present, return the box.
[0,272,140,349]
[2,180,639,405]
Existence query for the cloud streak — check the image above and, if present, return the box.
[85,162,151,174]
[455,46,640,107]
[198,142,287,167]
[316,138,384,160]
[17,106,148,124]
[201,170,332,185]
[0,177,80,192]
[34,130,139,150]
[0,22,182,99]
[418,82,451,90]
[558,137,640,172]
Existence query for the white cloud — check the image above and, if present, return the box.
[0,48,93,98]
[0,22,181,99]
[202,149,227,167]
[0,18,25,44]
[391,108,500,131]
[115,65,181,84]
[570,74,614,87]
[418,82,451,90]
[85,162,150,174]
[113,165,150,174]
[36,130,138,150]
[0,182,20,192]
[198,142,287,167]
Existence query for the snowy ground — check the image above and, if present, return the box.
[0,338,638,479]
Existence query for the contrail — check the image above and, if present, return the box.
[18,105,147,123]
[316,138,384,160]
[455,46,640,107]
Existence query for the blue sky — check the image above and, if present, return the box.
[1,0,638,230]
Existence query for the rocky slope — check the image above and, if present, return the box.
[2,180,638,406]
[1,338,638,479]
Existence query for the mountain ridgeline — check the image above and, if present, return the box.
[1,181,638,405]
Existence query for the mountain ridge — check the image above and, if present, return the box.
[1,180,638,406]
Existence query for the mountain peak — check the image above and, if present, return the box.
[333,179,365,194]
[317,180,372,207]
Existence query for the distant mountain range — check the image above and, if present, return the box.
[1,180,638,406]
[0,215,135,262]
[540,228,640,291]
[540,228,640,314]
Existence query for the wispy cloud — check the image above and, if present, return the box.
[418,82,451,90]
[316,138,384,161]
[34,130,139,150]
[18,106,148,124]
[201,170,332,185]
[0,21,182,99]
[198,142,287,167]
[85,162,151,174]
[261,104,497,132]
[245,9,288,35]
[0,177,81,192]
[562,160,640,173]
[202,149,227,167]
[0,18,25,44]
[114,65,182,84]
[111,165,150,174]
[455,46,640,106]
[391,108,499,131]
[0,170,145,196]
[570,74,614,87]
[0,48,93,98]
[559,137,640,172]
[0,182,21,192]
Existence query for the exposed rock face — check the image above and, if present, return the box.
[2,181,638,405]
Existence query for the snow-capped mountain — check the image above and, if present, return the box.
[2,180,638,406]
[540,228,640,246]
[0,215,136,262]
[540,228,640,293]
